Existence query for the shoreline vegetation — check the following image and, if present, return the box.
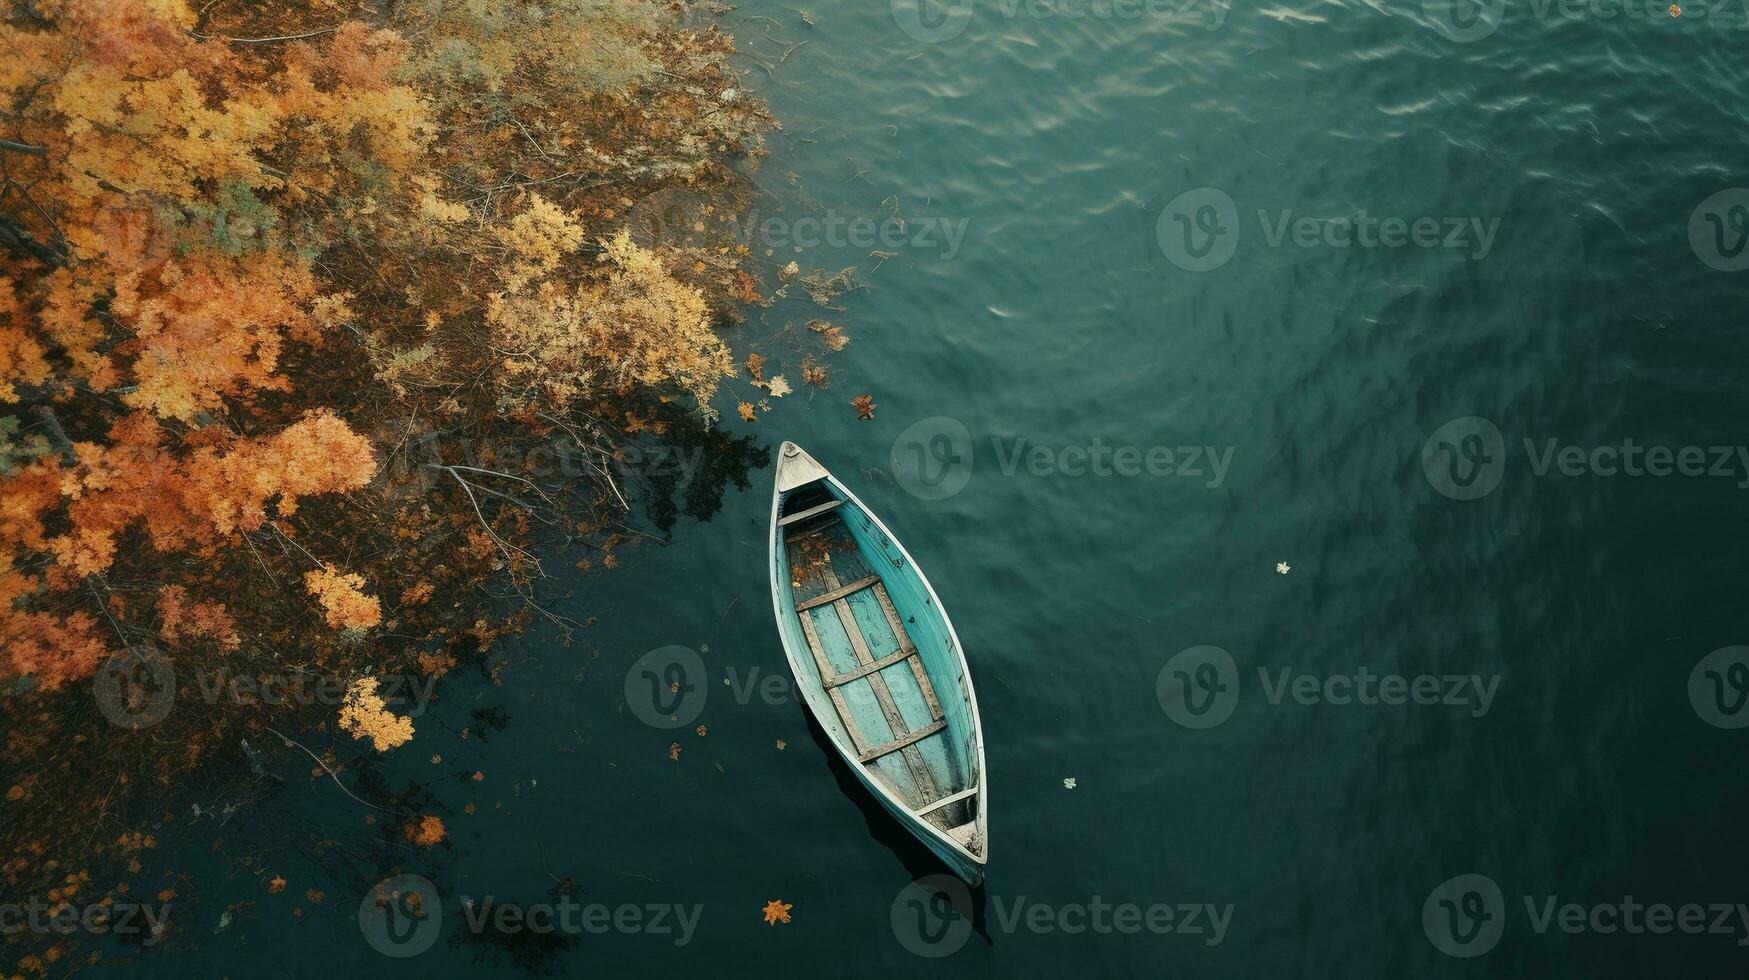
[0,0,836,968]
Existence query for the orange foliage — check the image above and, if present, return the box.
[0,0,777,914]
[0,279,50,400]
[0,610,107,690]
[303,567,382,632]
[156,585,241,652]
[34,410,376,585]
[404,814,446,847]
[111,251,319,421]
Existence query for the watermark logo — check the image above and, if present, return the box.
[892,0,977,41]
[625,184,719,252]
[1156,645,1240,729]
[359,874,443,958]
[632,183,969,260]
[1689,645,1749,729]
[625,645,709,729]
[890,877,1235,957]
[1423,416,1749,500]
[1422,416,1507,501]
[91,645,176,730]
[1428,0,1747,42]
[93,661,437,731]
[1690,189,1749,272]
[1423,0,1507,41]
[1157,190,1500,270]
[1157,188,1240,272]
[891,875,975,957]
[892,418,1234,501]
[1423,873,1506,957]
[1158,649,1502,728]
[1423,872,1749,955]
[459,897,701,946]
[891,416,976,501]
[892,0,1226,41]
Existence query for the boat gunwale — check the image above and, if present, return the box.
[768,443,989,874]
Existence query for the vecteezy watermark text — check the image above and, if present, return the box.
[890,875,1233,957]
[1422,416,1749,501]
[1155,188,1502,271]
[625,646,816,730]
[751,212,970,260]
[1425,0,1745,44]
[1156,646,1502,729]
[358,875,701,958]
[888,416,1234,501]
[460,897,701,946]
[891,0,1229,43]
[1423,873,1749,957]
[626,186,970,260]
[93,645,437,730]
[1,897,173,946]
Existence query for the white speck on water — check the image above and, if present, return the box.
[1063,777,1077,790]
[1276,562,1291,574]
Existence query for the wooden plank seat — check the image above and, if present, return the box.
[778,498,843,526]
[858,719,947,763]
[795,574,882,612]
[914,786,979,818]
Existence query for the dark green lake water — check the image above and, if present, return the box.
[99,0,1749,976]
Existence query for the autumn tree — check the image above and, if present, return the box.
[0,0,778,938]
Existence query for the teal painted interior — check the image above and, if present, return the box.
[769,457,985,883]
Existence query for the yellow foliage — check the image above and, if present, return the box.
[409,0,661,99]
[487,230,733,410]
[495,194,584,292]
[338,677,413,750]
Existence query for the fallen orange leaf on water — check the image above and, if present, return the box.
[405,814,447,847]
[851,394,875,420]
[762,899,793,925]
[669,742,682,760]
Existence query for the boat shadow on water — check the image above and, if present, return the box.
[797,705,994,946]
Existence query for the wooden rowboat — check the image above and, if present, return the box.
[768,442,988,885]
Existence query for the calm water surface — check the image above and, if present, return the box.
[132,0,1749,976]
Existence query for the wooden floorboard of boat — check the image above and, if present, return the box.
[797,610,871,756]
[820,563,941,809]
[873,583,945,723]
